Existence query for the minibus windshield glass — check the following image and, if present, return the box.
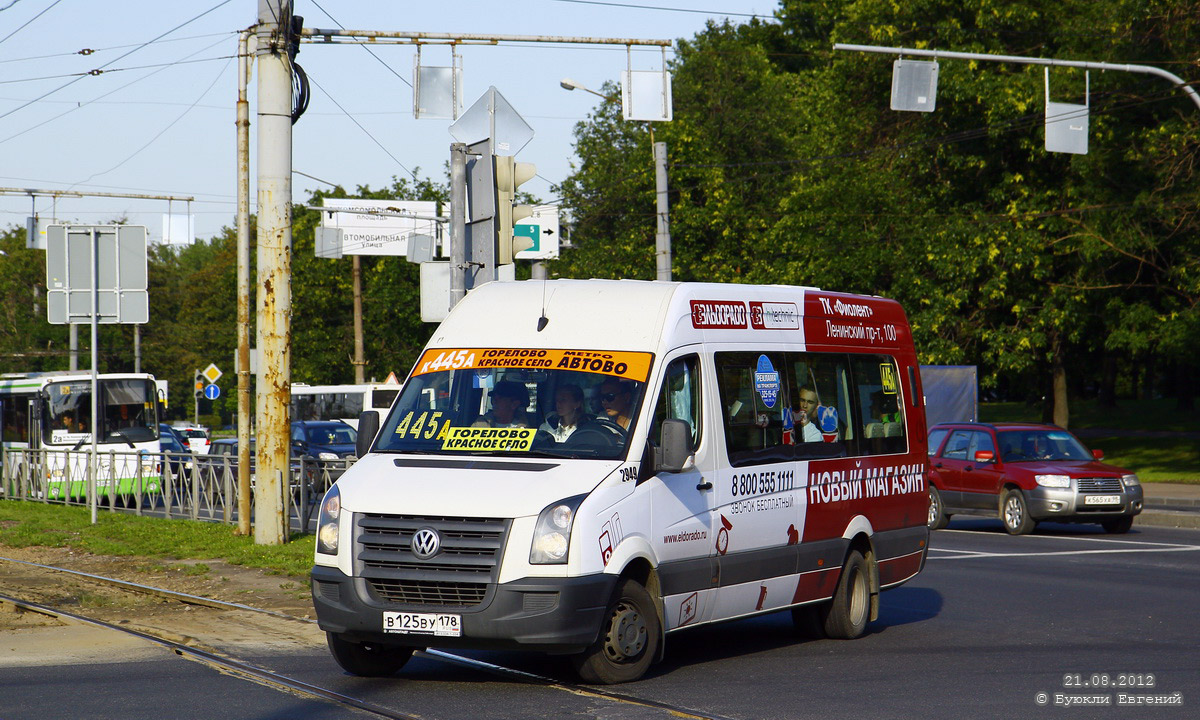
[375,348,653,460]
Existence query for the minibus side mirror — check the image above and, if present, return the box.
[357,411,380,457]
[655,419,694,474]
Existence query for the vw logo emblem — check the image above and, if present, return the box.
[411,527,441,560]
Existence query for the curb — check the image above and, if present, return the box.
[1135,509,1200,530]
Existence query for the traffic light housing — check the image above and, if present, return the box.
[194,370,204,398]
[495,155,537,265]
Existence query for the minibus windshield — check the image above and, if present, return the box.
[375,348,653,460]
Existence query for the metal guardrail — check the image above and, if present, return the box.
[0,448,352,534]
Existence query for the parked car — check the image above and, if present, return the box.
[205,437,251,472]
[290,420,357,460]
[173,425,211,454]
[159,423,190,448]
[927,422,1144,534]
[157,429,194,478]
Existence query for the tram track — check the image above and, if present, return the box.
[0,554,734,720]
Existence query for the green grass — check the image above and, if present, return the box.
[0,501,314,577]
[980,399,1200,484]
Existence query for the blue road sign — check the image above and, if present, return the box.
[203,384,220,400]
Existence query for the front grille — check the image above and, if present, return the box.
[1077,477,1123,493]
[355,513,508,608]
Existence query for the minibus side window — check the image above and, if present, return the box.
[786,352,851,461]
[850,354,907,456]
[649,355,702,450]
[716,352,793,466]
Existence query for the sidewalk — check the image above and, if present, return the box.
[1138,482,1200,530]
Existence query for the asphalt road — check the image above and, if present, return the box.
[3,520,1197,719]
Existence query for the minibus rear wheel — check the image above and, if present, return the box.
[572,578,660,684]
[326,632,413,677]
[821,549,870,639]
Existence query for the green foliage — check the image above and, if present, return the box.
[558,0,1200,418]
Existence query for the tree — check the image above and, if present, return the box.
[557,0,1199,424]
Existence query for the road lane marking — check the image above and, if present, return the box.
[928,546,1200,560]
[940,528,1200,548]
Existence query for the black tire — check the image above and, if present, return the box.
[326,632,413,677]
[1001,489,1036,535]
[572,578,660,684]
[820,549,871,639]
[928,485,950,530]
[1102,516,1134,534]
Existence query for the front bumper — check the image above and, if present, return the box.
[311,564,616,653]
[1027,484,1144,521]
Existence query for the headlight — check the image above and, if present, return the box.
[1121,474,1140,488]
[316,484,341,555]
[530,494,587,565]
[1035,474,1071,488]
[318,451,338,460]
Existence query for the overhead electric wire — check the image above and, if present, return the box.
[69,55,234,188]
[307,0,413,89]
[0,0,234,124]
[550,0,775,19]
[0,31,236,64]
[0,0,62,48]
[0,33,233,146]
[304,69,418,179]
[0,54,237,85]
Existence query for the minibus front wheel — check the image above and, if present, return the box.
[572,577,661,684]
[326,632,413,677]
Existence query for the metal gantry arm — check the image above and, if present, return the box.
[833,43,1200,112]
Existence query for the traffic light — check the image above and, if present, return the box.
[494,155,537,265]
[193,369,204,398]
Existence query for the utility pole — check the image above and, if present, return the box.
[352,255,365,383]
[654,141,671,281]
[255,0,293,545]
[236,26,255,536]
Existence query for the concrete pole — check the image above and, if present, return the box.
[133,325,141,373]
[449,143,467,310]
[654,141,671,281]
[352,255,365,383]
[236,27,254,536]
[69,324,78,371]
[255,0,293,545]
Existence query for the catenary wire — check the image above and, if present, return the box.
[68,55,234,188]
[0,0,62,48]
[0,33,233,146]
[0,0,235,124]
[304,69,418,180]
[0,31,236,64]
[550,0,776,19]
[307,0,413,89]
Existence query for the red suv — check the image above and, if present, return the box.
[927,422,1143,534]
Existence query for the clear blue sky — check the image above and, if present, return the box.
[0,0,778,243]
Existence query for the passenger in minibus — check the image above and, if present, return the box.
[539,384,592,442]
[472,381,530,428]
[794,385,823,442]
[597,379,634,430]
